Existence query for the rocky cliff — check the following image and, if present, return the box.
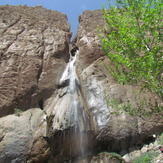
[0,5,71,163]
[0,5,70,117]
[73,9,163,162]
[0,6,162,163]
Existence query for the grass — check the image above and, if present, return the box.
[133,151,159,163]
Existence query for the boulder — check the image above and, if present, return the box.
[0,108,44,162]
[90,152,125,163]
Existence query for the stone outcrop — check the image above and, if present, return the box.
[73,10,105,72]
[73,9,163,154]
[90,152,125,163]
[0,5,71,117]
[0,108,47,162]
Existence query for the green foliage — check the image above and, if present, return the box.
[108,152,125,162]
[100,0,163,99]
[14,108,22,117]
[109,152,123,158]
[106,94,162,117]
[133,150,158,163]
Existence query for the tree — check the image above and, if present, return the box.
[100,0,163,99]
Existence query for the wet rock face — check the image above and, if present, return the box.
[0,5,71,117]
[44,51,96,162]
[74,10,163,153]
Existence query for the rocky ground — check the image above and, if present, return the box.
[122,133,163,162]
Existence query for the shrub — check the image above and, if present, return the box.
[99,0,163,99]
[133,151,158,163]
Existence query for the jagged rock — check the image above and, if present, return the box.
[123,154,131,162]
[149,143,154,149]
[73,10,105,72]
[129,149,141,160]
[27,137,51,163]
[154,141,159,146]
[0,5,71,117]
[141,145,148,153]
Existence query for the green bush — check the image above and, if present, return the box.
[106,94,162,117]
[133,151,158,163]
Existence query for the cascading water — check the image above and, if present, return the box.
[59,50,87,132]
[60,49,88,157]
[46,47,93,162]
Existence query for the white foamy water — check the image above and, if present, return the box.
[45,49,90,159]
[60,50,79,93]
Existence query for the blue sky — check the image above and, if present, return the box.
[0,0,115,38]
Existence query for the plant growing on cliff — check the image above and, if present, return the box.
[106,93,162,117]
[14,108,22,117]
[100,0,163,99]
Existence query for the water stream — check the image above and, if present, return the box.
[61,50,87,157]
[47,49,92,160]
[59,50,87,131]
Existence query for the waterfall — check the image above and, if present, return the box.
[60,50,79,94]
[46,48,92,161]
[60,49,88,157]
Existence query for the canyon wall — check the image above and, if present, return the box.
[0,5,71,117]
[73,9,163,161]
[0,5,71,163]
[0,6,162,163]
